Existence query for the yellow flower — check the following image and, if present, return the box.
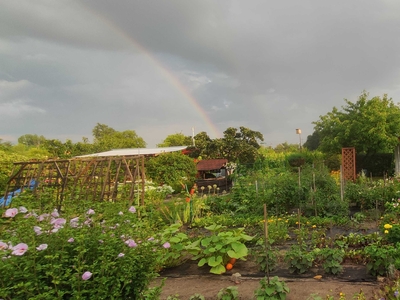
[312,225,317,228]
[384,224,393,229]
[384,230,389,234]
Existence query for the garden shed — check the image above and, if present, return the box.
[195,159,232,192]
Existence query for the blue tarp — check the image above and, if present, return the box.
[0,180,36,207]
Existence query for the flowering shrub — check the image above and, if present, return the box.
[0,201,169,299]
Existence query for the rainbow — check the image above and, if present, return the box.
[80,4,221,139]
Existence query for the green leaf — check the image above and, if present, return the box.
[198,258,207,267]
[210,264,225,274]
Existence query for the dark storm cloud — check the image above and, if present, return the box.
[1,0,400,146]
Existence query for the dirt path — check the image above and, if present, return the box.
[154,275,378,299]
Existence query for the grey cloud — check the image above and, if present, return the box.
[1,0,400,147]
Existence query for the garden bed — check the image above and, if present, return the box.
[155,258,379,299]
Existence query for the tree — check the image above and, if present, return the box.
[0,139,12,152]
[218,126,264,164]
[157,133,192,147]
[303,131,320,151]
[313,92,400,155]
[186,132,213,158]
[91,124,146,152]
[92,123,116,141]
[274,142,299,153]
[18,134,46,147]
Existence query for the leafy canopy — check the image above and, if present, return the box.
[157,133,193,147]
[313,92,400,154]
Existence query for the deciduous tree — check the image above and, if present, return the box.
[313,92,400,155]
[157,133,192,147]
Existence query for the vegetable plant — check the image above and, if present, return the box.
[254,276,290,300]
[217,286,239,300]
[285,245,314,274]
[186,224,253,274]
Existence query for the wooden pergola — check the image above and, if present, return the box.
[2,155,146,209]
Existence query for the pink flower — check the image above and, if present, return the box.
[33,226,43,235]
[51,218,66,228]
[11,243,28,256]
[68,238,74,243]
[148,237,155,241]
[118,211,124,215]
[4,208,18,218]
[70,217,79,228]
[128,206,136,213]
[51,209,59,218]
[36,244,48,251]
[118,253,125,258]
[82,271,92,280]
[163,242,171,249]
[125,239,137,248]
[38,213,49,222]
[86,209,95,215]
[0,241,8,250]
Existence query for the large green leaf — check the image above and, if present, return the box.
[208,255,222,267]
[210,264,225,274]
[231,242,248,257]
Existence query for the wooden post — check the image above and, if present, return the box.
[263,204,270,283]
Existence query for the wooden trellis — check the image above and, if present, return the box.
[2,156,145,208]
[342,147,356,181]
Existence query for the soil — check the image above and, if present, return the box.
[153,259,381,300]
[152,222,385,299]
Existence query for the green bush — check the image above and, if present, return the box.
[0,199,170,299]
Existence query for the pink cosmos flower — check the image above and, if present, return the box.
[163,242,171,249]
[86,209,95,215]
[68,238,74,243]
[125,239,137,248]
[33,226,43,235]
[118,253,125,258]
[19,206,28,213]
[82,271,92,280]
[0,241,8,250]
[70,217,79,228]
[51,218,66,228]
[36,244,48,251]
[51,209,59,218]
[4,208,18,218]
[11,243,28,256]
[38,213,50,222]
[128,206,136,213]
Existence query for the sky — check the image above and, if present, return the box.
[1,0,400,148]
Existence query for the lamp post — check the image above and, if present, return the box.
[296,129,302,150]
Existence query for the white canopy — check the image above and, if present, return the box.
[76,146,187,158]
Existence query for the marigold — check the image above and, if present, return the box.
[384,230,389,234]
[384,224,393,229]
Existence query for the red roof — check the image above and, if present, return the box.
[196,159,228,171]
